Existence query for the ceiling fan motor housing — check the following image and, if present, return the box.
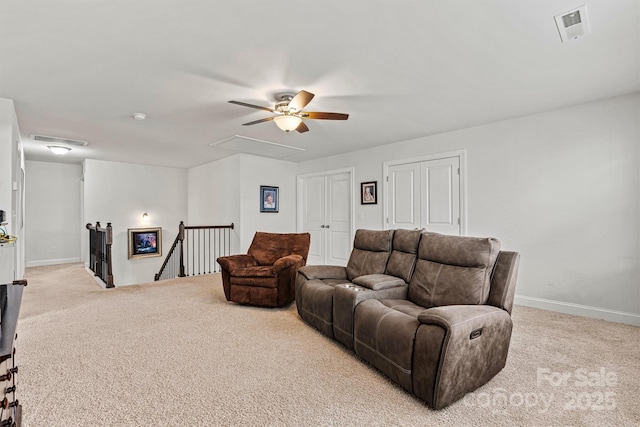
[276,95,295,113]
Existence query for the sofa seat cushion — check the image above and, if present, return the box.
[380,299,427,318]
[409,232,501,308]
[352,274,405,290]
[354,299,421,392]
[232,266,275,277]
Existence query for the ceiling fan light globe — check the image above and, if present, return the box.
[273,115,302,132]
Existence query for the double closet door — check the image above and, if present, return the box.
[298,170,353,266]
[386,154,463,236]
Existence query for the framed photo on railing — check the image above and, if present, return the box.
[128,227,162,259]
[260,186,279,213]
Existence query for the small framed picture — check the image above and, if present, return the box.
[128,227,162,259]
[361,181,377,205]
[260,186,279,212]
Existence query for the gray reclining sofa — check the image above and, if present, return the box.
[295,228,520,409]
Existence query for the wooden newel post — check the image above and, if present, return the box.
[105,223,114,287]
[178,221,186,277]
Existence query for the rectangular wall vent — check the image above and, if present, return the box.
[555,5,590,43]
[30,134,89,147]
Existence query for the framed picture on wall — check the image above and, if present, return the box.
[361,181,377,205]
[128,227,162,259]
[260,186,279,213]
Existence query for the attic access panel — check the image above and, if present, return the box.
[209,135,305,158]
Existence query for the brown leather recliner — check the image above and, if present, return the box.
[217,232,311,308]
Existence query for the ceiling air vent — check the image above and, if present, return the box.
[30,134,89,147]
[555,5,590,43]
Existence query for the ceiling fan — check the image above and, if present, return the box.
[228,90,349,133]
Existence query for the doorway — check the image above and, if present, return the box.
[297,168,354,265]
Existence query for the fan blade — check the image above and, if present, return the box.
[301,112,349,120]
[288,90,315,111]
[228,100,275,113]
[296,121,309,133]
[242,117,275,126]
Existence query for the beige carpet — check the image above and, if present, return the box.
[16,263,640,426]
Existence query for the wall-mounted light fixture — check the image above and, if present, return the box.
[142,212,149,221]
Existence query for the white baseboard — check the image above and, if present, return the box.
[84,265,108,289]
[26,257,81,267]
[514,295,640,326]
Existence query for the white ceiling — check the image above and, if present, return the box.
[1,0,638,169]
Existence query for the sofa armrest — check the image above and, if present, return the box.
[297,265,347,280]
[418,304,509,328]
[272,254,304,274]
[217,254,258,272]
[415,305,513,409]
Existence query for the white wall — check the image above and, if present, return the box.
[188,153,298,253]
[0,99,14,229]
[298,93,640,325]
[83,159,187,286]
[238,154,298,251]
[188,155,242,254]
[0,98,25,280]
[25,161,83,266]
[12,110,25,279]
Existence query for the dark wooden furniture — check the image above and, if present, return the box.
[0,280,25,427]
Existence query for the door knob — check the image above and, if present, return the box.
[325,225,330,229]
[320,225,325,228]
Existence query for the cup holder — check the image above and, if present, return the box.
[343,284,365,292]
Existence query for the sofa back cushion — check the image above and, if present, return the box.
[408,232,500,308]
[384,228,422,283]
[346,229,394,281]
[247,232,311,266]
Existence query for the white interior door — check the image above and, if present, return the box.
[326,173,351,265]
[300,176,325,265]
[299,170,353,265]
[388,162,421,230]
[421,156,460,235]
[385,153,463,235]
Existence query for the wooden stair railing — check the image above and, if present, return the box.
[154,221,234,281]
[86,222,114,288]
